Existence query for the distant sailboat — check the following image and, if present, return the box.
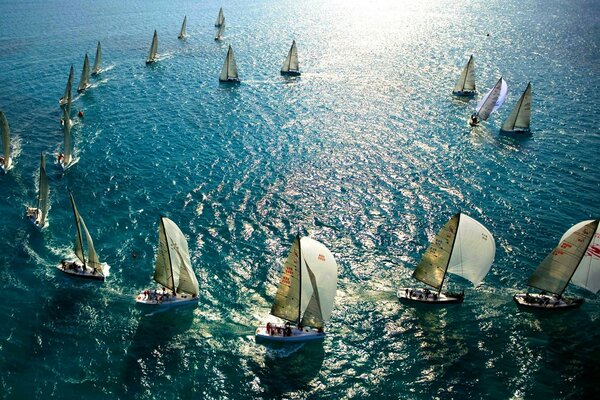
[255,235,338,343]
[58,105,72,170]
[178,16,187,39]
[77,53,91,93]
[59,65,74,106]
[136,217,200,308]
[468,77,508,126]
[280,40,300,76]
[0,111,13,173]
[500,83,532,135]
[398,212,496,304]
[91,42,102,76]
[146,30,159,64]
[57,191,106,281]
[219,45,240,83]
[452,55,476,97]
[214,19,225,41]
[26,153,49,229]
[514,220,600,310]
[215,7,224,27]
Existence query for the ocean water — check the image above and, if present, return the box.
[0,0,599,398]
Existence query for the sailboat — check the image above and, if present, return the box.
[215,7,224,27]
[136,217,200,307]
[280,40,300,76]
[214,19,225,41]
[0,111,13,173]
[146,30,159,64]
[468,77,508,127]
[59,65,74,106]
[91,42,102,76]
[57,191,106,281]
[397,212,496,304]
[77,53,91,93]
[514,219,600,310]
[219,45,240,83]
[58,105,72,170]
[26,153,49,229]
[452,55,476,97]
[255,235,338,343]
[178,16,187,39]
[500,83,532,135]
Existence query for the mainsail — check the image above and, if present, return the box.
[147,30,158,63]
[60,65,74,104]
[215,7,224,27]
[63,106,72,165]
[475,77,508,121]
[215,20,225,40]
[413,213,495,291]
[281,40,299,73]
[1,111,10,170]
[153,217,199,296]
[219,45,238,81]
[271,236,338,328]
[453,55,475,93]
[77,53,90,92]
[92,42,102,75]
[69,192,102,274]
[528,220,600,295]
[501,83,532,132]
[178,16,187,39]
[37,153,49,227]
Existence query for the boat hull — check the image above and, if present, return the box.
[397,288,464,304]
[59,98,68,106]
[26,207,44,229]
[255,325,325,343]
[77,84,91,93]
[219,78,240,83]
[57,260,105,281]
[281,70,301,77]
[453,90,476,97]
[499,128,532,136]
[513,293,583,311]
[136,289,198,308]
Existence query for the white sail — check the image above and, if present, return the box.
[559,220,600,294]
[271,236,302,322]
[453,55,475,93]
[69,192,102,273]
[1,111,10,170]
[447,214,496,286]
[476,77,508,121]
[80,215,102,273]
[215,7,224,27]
[178,16,187,39]
[60,65,74,104]
[219,45,238,81]
[501,83,532,132]
[215,20,225,40]
[153,217,199,296]
[299,237,338,328]
[91,42,102,75]
[281,40,299,73]
[63,107,71,165]
[69,192,86,265]
[77,53,90,92]
[38,153,49,227]
[147,30,158,63]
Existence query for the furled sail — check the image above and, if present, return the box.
[77,53,90,92]
[1,111,10,170]
[219,45,238,81]
[271,236,302,323]
[63,107,72,165]
[528,220,599,295]
[215,7,224,27]
[38,153,49,227]
[147,30,158,63]
[476,77,508,121]
[60,65,74,104]
[153,217,199,296]
[178,16,187,39]
[281,40,299,73]
[453,55,475,93]
[501,83,532,132]
[92,42,102,75]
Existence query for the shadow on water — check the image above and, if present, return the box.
[249,340,325,398]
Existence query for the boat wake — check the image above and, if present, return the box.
[264,343,305,358]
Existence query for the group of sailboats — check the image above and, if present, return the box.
[453,56,532,134]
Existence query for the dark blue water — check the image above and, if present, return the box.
[0,0,599,398]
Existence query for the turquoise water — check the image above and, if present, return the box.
[1,0,599,398]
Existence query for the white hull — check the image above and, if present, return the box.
[26,207,44,229]
[397,287,464,304]
[0,157,13,173]
[513,293,583,310]
[255,325,325,343]
[136,289,198,308]
[57,259,105,281]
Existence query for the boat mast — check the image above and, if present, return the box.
[557,224,597,298]
[297,233,302,325]
[69,192,86,269]
[437,212,461,295]
[161,217,177,294]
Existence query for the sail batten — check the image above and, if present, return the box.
[501,83,532,132]
[476,77,508,121]
[92,42,102,75]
